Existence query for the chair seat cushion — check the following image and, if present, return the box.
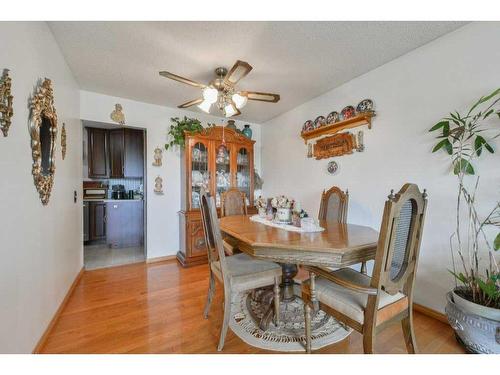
[314,268,406,324]
[211,253,282,292]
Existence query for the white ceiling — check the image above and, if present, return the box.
[49,21,466,123]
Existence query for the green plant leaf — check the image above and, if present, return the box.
[448,270,467,284]
[484,141,494,153]
[453,158,475,175]
[494,232,500,251]
[429,120,448,132]
[474,136,484,156]
[483,109,494,119]
[478,279,499,299]
[444,139,453,155]
[469,88,500,114]
[432,139,449,153]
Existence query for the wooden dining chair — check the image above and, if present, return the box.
[200,191,282,351]
[303,183,428,354]
[318,185,349,223]
[317,186,371,273]
[220,188,247,217]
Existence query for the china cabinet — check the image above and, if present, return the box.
[177,126,256,267]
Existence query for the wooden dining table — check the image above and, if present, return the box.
[219,215,380,330]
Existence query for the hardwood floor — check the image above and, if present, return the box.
[40,260,465,354]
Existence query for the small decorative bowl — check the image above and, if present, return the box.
[314,116,326,128]
[356,99,374,113]
[326,111,339,124]
[340,105,356,120]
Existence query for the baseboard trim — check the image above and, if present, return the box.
[413,303,448,324]
[32,267,84,354]
[146,255,177,264]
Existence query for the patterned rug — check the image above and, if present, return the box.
[229,287,352,352]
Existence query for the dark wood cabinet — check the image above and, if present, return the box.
[87,127,144,179]
[109,129,124,178]
[88,128,108,178]
[124,128,144,178]
[106,201,144,248]
[89,202,106,241]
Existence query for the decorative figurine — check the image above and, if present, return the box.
[152,146,163,166]
[0,69,14,137]
[110,103,125,125]
[327,160,339,175]
[154,176,164,194]
[61,123,67,160]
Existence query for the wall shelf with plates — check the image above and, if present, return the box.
[300,112,375,144]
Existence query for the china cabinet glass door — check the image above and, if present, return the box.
[236,146,251,205]
[190,141,209,209]
[214,142,231,207]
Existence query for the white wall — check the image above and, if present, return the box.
[80,91,262,260]
[261,22,500,313]
[0,22,82,353]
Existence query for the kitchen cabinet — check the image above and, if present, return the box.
[88,128,109,178]
[124,128,144,178]
[87,127,144,179]
[106,201,144,248]
[109,129,124,178]
[89,201,106,241]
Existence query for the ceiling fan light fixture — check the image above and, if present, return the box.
[232,93,248,109]
[224,103,237,118]
[197,99,212,113]
[202,87,218,104]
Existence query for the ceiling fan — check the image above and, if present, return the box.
[159,60,280,118]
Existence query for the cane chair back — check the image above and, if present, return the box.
[371,183,427,296]
[220,188,247,217]
[318,186,348,223]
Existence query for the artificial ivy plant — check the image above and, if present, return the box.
[165,116,204,150]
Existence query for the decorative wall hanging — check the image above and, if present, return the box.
[300,99,375,143]
[154,175,164,194]
[356,130,364,152]
[110,103,125,125]
[152,146,163,166]
[313,132,357,160]
[307,143,313,158]
[327,160,339,175]
[0,69,14,137]
[29,78,58,205]
[61,123,67,160]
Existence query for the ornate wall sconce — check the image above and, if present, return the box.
[0,69,14,137]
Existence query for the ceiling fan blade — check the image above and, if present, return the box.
[159,71,206,88]
[243,91,280,103]
[224,60,253,86]
[177,98,203,109]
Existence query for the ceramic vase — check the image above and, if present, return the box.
[276,208,292,223]
[242,124,252,139]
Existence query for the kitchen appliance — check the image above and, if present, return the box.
[83,181,108,199]
[111,184,127,200]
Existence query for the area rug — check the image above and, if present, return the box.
[229,286,352,352]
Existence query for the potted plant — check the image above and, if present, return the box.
[271,195,294,223]
[164,116,206,150]
[429,88,500,353]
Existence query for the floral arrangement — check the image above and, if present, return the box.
[255,196,268,209]
[271,195,294,209]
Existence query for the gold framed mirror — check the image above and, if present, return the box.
[29,78,58,205]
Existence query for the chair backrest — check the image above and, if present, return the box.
[200,190,228,277]
[220,188,247,217]
[370,183,428,297]
[318,186,349,223]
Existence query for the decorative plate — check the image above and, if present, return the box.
[326,111,339,124]
[314,116,326,128]
[327,161,339,175]
[356,99,374,113]
[302,120,314,132]
[340,106,356,120]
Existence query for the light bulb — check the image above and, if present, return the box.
[202,87,218,104]
[197,100,212,113]
[232,93,248,109]
[224,103,237,118]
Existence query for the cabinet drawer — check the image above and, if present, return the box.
[189,220,207,257]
